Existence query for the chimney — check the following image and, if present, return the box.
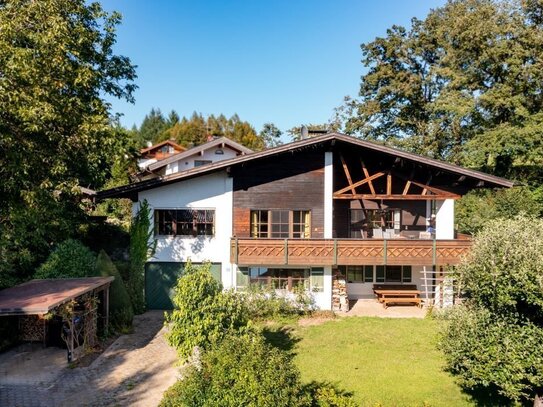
[146,141,153,148]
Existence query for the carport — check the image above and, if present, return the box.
[0,277,113,362]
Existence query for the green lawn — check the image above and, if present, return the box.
[292,317,473,407]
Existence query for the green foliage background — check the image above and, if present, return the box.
[34,239,97,279]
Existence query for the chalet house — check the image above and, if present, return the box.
[138,137,253,177]
[98,133,514,310]
[138,139,186,170]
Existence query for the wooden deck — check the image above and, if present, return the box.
[231,237,471,266]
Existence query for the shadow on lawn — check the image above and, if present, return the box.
[462,385,526,407]
[261,325,300,352]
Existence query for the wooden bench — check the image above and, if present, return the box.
[377,290,422,308]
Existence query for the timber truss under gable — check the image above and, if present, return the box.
[334,153,461,201]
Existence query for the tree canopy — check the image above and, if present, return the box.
[340,0,543,185]
[133,110,266,151]
[0,0,136,287]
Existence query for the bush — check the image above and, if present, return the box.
[34,239,96,279]
[95,250,133,332]
[241,284,316,321]
[165,261,249,360]
[305,383,357,407]
[441,216,543,403]
[160,333,309,407]
[441,307,543,402]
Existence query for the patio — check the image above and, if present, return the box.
[345,299,426,318]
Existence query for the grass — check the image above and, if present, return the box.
[288,317,473,407]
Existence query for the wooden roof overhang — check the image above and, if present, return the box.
[0,277,114,316]
[96,133,515,201]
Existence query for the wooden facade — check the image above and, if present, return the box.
[231,237,472,267]
[232,149,325,238]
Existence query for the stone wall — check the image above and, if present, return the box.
[332,268,349,312]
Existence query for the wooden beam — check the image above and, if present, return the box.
[333,194,461,200]
[402,180,411,195]
[393,173,458,198]
[361,160,375,195]
[334,172,386,195]
[340,154,356,194]
[386,173,392,195]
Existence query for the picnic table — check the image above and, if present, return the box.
[373,286,422,308]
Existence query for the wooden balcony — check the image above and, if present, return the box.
[230,237,472,267]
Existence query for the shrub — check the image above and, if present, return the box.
[165,261,249,360]
[95,250,133,332]
[128,200,155,314]
[241,284,315,320]
[34,239,96,279]
[160,333,309,407]
[441,216,543,403]
[441,307,543,402]
[305,383,357,407]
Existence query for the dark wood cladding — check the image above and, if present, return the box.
[232,149,325,238]
[231,238,472,266]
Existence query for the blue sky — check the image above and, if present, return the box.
[102,0,446,134]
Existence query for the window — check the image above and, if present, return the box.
[194,160,212,167]
[375,265,412,283]
[250,210,311,238]
[154,209,215,236]
[237,267,309,291]
[346,265,373,283]
[310,268,324,292]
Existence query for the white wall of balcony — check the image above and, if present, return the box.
[435,199,455,240]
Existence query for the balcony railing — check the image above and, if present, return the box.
[231,237,472,267]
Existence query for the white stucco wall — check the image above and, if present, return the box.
[313,266,332,310]
[165,147,239,175]
[435,199,455,239]
[135,171,234,289]
[324,151,333,239]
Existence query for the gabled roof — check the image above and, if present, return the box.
[140,139,186,155]
[147,136,254,172]
[97,132,515,200]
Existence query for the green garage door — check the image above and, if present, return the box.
[145,262,222,309]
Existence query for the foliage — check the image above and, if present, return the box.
[304,383,357,407]
[340,0,543,184]
[456,187,541,234]
[0,0,136,287]
[95,250,133,331]
[241,284,313,320]
[160,333,309,407]
[440,307,543,403]
[128,200,155,314]
[165,261,249,360]
[441,216,543,402]
[134,110,265,150]
[34,239,97,279]
[457,216,543,321]
[259,122,283,148]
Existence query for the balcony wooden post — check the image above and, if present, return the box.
[383,239,387,265]
[234,237,239,264]
[333,239,338,265]
[284,239,288,265]
[287,276,293,291]
[432,238,436,265]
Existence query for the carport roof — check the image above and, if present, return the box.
[0,277,114,316]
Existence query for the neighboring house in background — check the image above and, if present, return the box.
[147,136,253,176]
[138,140,186,171]
[98,133,514,310]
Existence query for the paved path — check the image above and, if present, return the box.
[343,299,426,318]
[0,311,178,407]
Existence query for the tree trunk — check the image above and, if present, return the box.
[534,393,543,407]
